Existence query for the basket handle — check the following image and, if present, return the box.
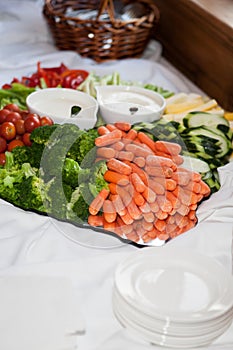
[97,0,115,21]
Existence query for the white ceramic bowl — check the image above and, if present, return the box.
[95,85,166,125]
[26,88,98,130]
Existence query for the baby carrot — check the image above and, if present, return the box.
[129,162,149,185]
[88,214,104,227]
[154,219,167,232]
[183,181,202,193]
[97,125,110,135]
[147,227,159,239]
[107,158,132,175]
[103,219,117,233]
[120,210,134,225]
[200,180,211,196]
[125,143,153,158]
[122,128,138,143]
[165,190,181,209]
[133,156,146,168]
[132,191,145,207]
[130,172,146,193]
[172,171,191,186]
[105,124,117,131]
[149,201,159,213]
[89,188,110,215]
[127,199,142,220]
[157,232,170,241]
[108,182,117,194]
[148,178,165,195]
[142,211,155,223]
[154,140,182,156]
[146,154,177,170]
[95,129,122,147]
[145,165,174,178]
[117,151,134,162]
[137,131,155,152]
[142,186,157,203]
[125,230,140,243]
[114,121,131,131]
[110,141,125,151]
[116,216,133,235]
[142,219,154,232]
[111,194,127,216]
[103,199,117,223]
[155,209,168,220]
[139,201,151,213]
[156,195,173,213]
[96,147,116,159]
[104,170,129,186]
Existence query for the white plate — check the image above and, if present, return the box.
[112,287,233,337]
[114,246,233,323]
[113,302,233,349]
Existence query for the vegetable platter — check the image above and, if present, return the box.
[0,62,232,247]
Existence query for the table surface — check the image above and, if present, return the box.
[0,2,233,350]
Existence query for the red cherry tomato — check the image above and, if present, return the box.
[24,114,41,133]
[0,153,6,166]
[0,136,7,153]
[5,112,22,124]
[40,116,54,126]
[0,109,10,124]
[22,132,32,146]
[0,122,16,141]
[15,119,25,135]
[7,139,24,152]
[3,103,21,113]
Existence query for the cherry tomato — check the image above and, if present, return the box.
[0,136,7,153]
[40,116,54,126]
[0,122,16,141]
[24,114,41,133]
[21,111,30,120]
[0,153,6,166]
[5,112,22,124]
[0,109,10,124]
[4,103,21,113]
[22,132,32,146]
[7,139,24,152]
[15,119,25,135]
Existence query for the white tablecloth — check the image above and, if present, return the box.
[0,1,233,350]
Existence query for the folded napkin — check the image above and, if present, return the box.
[0,275,85,350]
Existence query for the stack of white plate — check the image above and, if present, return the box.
[112,247,233,348]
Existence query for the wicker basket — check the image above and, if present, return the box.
[43,0,160,62]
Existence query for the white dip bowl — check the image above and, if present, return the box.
[26,88,98,130]
[95,85,166,125]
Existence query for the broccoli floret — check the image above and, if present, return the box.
[88,160,109,197]
[62,158,81,187]
[19,175,52,213]
[10,146,31,168]
[0,152,39,207]
[30,124,59,145]
[66,185,90,223]
[46,178,70,220]
[67,128,98,165]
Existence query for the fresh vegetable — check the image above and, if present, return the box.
[87,122,211,243]
[0,84,35,110]
[3,62,89,90]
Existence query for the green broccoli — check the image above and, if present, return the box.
[88,160,109,198]
[67,128,98,165]
[0,152,39,207]
[19,175,52,213]
[30,124,59,145]
[62,158,81,188]
[66,185,90,223]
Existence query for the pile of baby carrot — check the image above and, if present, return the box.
[88,122,211,244]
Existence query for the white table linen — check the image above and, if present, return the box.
[0,1,233,350]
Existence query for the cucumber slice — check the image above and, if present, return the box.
[181,155,210,174]
[183,112,230,129]
[184,126,231,158]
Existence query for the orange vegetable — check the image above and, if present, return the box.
[130,172,146,193]
[96,147,116,159]
[87,214,104,227]
[103,199,117,223]
[107,158,132,175]
[89,188,110,215]
[137,131,155,152]
[95,129,122,147]
[114,121,131,131]
[104,170,129,186]
[154,140,182,156]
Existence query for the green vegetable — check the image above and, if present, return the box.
[62,158,81,188]
[0,83,35,109]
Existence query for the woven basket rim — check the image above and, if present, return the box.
[44,0,159,25]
